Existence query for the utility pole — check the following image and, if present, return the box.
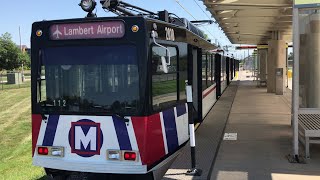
[19,26,22,51]
[19,26,25,82]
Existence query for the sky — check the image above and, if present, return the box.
[0,0,252,59]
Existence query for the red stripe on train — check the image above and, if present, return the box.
[203,86,216,98]
[131,114,165,166]
[32,114,42,156]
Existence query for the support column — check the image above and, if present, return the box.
[306,13,320,107]
[275,39,287,94]
[258,49,267,82]
[267,31,287,93]
[299,15,307,107]
[267,41,276,93]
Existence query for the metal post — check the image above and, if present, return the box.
[0,72,3,90]
[18,72,20,88]
[185,83,202,176]
[287,7,300,163]
[22,63,24,82]
[19,26,25,83]
[293,7,299,157]
[19,26,22,51]
[257,50,260,86]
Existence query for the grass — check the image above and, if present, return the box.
[153,80,177,96]
[0,81,31,90]
[0,87,45,180]
[153,79,186,96]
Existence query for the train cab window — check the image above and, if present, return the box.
[38,45,140,115]
[152,46,178,111]
[38,65,47,102]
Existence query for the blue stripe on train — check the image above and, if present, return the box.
[176,104,187,117]
[162,108,179,153]
[112,115,132,150]
[42,115,60,146]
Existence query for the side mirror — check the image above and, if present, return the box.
[161,56,168,73]
[152,30,171,74]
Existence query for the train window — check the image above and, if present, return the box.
[202,54,208,90]
[38,66,47,103]
[221,57,226,81]
[202,53,216,90]
[178,48,188,101]
[152,46,178,111]
[211,55,215,83]
[207,54,214,87]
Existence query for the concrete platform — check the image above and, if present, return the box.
[165,70,320,180]
[163,82,238,180]
[210,73,320,180]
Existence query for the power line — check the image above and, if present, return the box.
[191,0,213,21]
[192,0,231,46]
[172,0,233,47]
[173,0,197,21]
[172,0,217,43]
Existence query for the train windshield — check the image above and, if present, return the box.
[38,45,140,115]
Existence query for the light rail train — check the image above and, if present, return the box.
[31,0,239,179]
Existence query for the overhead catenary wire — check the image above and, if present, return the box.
[191,0,232,48]
[173,0,197,21]
[172,0,216,43]
[191,0,214,22]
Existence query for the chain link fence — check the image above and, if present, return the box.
[0,70,31,90]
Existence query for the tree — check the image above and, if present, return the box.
[18,50,31,68]
[0,33,22,71]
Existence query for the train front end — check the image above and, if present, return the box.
[31,17,182,179]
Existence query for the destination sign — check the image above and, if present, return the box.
[294,0,320,8]
[49,21,125,40]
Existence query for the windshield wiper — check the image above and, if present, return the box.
[41,113,48,121]
[90,105,112,111]
[39,102,48,121]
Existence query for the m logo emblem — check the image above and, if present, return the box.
[75,126,97,151]
[69,119,103,157]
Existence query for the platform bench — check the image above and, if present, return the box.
[298,114,320,158]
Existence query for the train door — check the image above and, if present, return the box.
[215,54,221,99]
[226,57,230,85]
[187,45,202,123]
[201,52,217,117]
[192,48,198,117]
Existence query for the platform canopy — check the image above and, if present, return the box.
[203,0,293,44]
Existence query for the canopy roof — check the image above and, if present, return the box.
[203,0,293,44]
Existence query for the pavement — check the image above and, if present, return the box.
[163,79,238,180]
[164,70,320,180]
